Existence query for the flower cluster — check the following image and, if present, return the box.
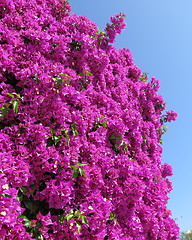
[0,0,179,239]
[104,13,126,43]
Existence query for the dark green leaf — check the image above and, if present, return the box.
[52,135,61,145]
[29,184,36,191]
[2,193,12,198]
[58,214,65,223]
[18,126,25,136]
[62,130,70,139]
[72,169,79,178]
[109,135,121,142]
[20,186,27,194]
[24,200,39,213]
[58,165,63,172]
[50,208,64,216]
[0,104,9,120]
[46,137,54,147]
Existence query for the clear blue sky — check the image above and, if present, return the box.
[69,0,192,233]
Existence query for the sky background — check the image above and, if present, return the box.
[69,0,192,233]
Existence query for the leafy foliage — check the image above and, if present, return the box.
[180,231,192,240]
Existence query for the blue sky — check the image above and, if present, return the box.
[69,0,192,233]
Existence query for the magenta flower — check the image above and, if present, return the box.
[0,0,179,239]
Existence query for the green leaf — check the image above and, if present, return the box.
[120,141,129,152]
[71,123,76,129]
[78,71,92,77]
[62,130,70,139]
[71,165,79,178]
[70,123,78,136]
[5,93,15,98]
[75,221,82,233]
[85,71,92,76]
[24,200,38,213]
[101,121,107,128]
[18,214,26,219]
[71,164,86,178]
[20,186,27,194]
[12,99,19,113]
[59,129,70,144]
[4,93,22,115]
[109,135,121,142]
[79,167,86,177]
[72,169,79,178]
[70,40,82,51]
[23,217,31,227]
[81,215,88,225]
[73,130,78,136]
[2,193,12,198]
[71,165,77,170]
[109,134,122,152]
[58,214,65,224]
[46,137,54,147]
[98,116,108,128]
[5,92,22,99]
[29,184,36,190]
[52,135,61,146]
[53,74,71,86]
[93,116,108,131]
[65,213,74,221]
[78,167,83,176]
[0,104,9,120]
[18,126,25,136]
[108,212,116,221]
[107,212,117,225]
[162,125,168,133]
[64,210,89,233]
[139,72,149,82]
[58,164,63,172]
[76,163,86,166]
[59,73,65,76]
[47,129,63,147]
[50,128,54,135]
[55,77,62,84]
[97,30,105,35]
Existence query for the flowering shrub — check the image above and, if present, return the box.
[0,0,179,239]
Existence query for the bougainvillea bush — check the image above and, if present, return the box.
[0,0,179,239]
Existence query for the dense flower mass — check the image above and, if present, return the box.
[0,0,179,239]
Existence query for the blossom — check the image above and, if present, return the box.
[166,110,178,122]
[161,163,174,178]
